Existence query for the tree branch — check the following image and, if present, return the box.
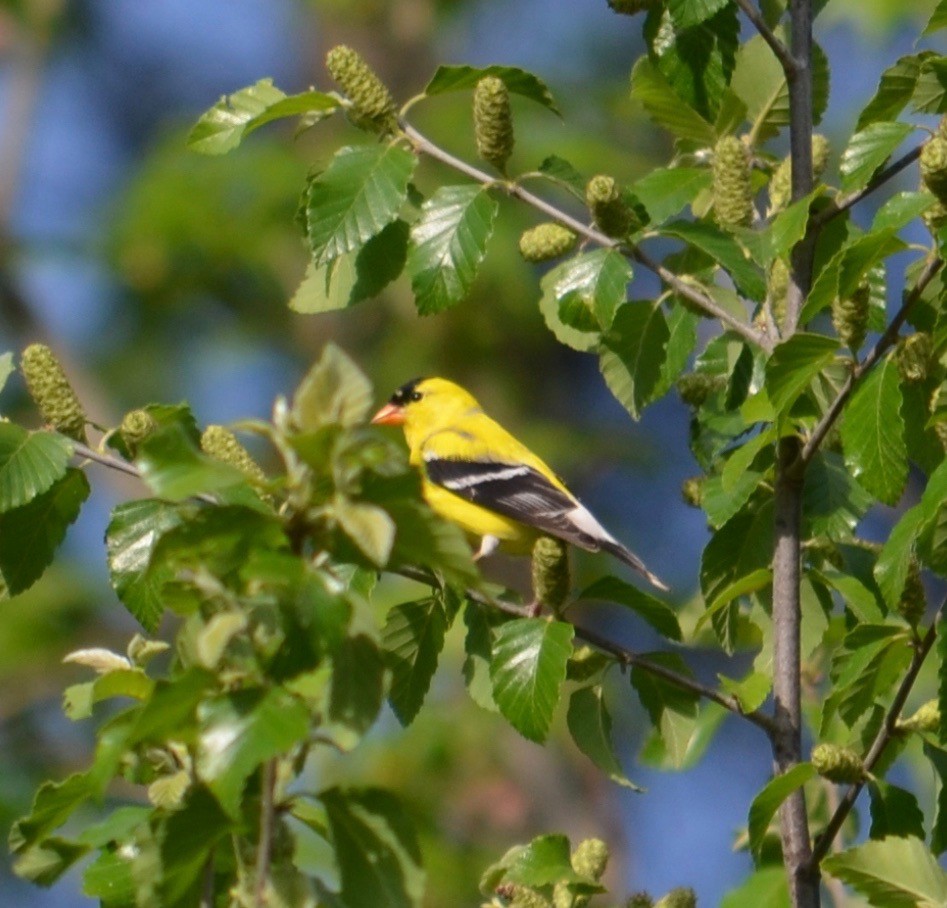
[733,0,798,75]
[799,255,943,466]
[809,146,923,232]
[808,604,943,869]
[400,122,773,352]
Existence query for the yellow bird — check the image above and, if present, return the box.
[371,377,668,591]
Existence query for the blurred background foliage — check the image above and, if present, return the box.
[0,0,941,905]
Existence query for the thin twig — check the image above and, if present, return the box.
[733,0,798,75]
[799,255,943,466]
[392,564,776,734]
[400,122,772,352]
[73,440,144,480]
[809,146,923,232]
[808,604,943,869]
[254,758,277,907]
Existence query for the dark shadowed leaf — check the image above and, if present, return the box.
[424,64,559,114]
[567,685,642,789]
[747,764,816,862]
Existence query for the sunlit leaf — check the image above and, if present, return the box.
[840,121,914,193]
[630,58,716,144]
[581,575,681,641]
[747,764,816,862]
[0,424,72,514]
[292,342,374,430]
[407,185,498,315]
[490,618,573,742]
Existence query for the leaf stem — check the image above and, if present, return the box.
[808,604,943,869]
[799,255,943,466]
[809,145,923,232]
[254,758,277,908]
[399,121,773,352]
[733,0,798,75]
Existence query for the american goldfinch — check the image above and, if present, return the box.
[371,377,668,591]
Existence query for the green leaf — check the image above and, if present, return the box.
[868,780,925,841]
[383,597,448,725]
[10,773,95,854]
[667,0,730,29]
[857,53,932,129]
[803,451,872,539]
[764,332,839,416]
[732,35,829,141]
[323,634,386,751]
[766,190,820,263]
[567,685,642,790]
[632,167,713,224]
[924,743,947,855]
[747,764,816,862]
[187,79,339,154]
[0,425,72,513]
[722,427,775,492]
[0,469,88,596]
[719,670,771,713]
[320,787,424,908]
[630,58,716,144]
[292,342,373,430]
[816,568,884,623]
[721,866,789,908]
[136,424,252,502]
[289,220,410,313]
[913,56,947,114]
[875,504,925,610]
[700,501,775,605]
[462,602,499,712]
[490,617,573,742]
[873,192,936,232]
[823,837,947,907]
[557,249,633,333]
[926,0,947,34]
[12,837,89,886]
[106,500,184,630]
[696,567,772,635]
[655,304,699,397]
[841,359,907,506]
[646,4,740,121]
[196,688,309,817]
[631,653,702,768]
[660,220,767,300]
[537,155,587,196]
[840,121,914,192]
[306,144,417,265]
[599,301,670,420]
[701,468,764,529]
[581,575,681,641]
[424,64,559,115]
[501,834,591,888]
[129,668,216,745]
[335,498,396,566]
[407,185,498,315]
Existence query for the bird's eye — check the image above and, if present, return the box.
[410,390,423,402]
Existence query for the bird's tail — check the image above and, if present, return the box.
[601,539,670,592]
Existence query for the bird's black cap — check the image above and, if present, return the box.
[389,377,425,406]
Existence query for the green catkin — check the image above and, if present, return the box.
[571,839,609,881]
[897,332,933,383]
[811,743,866,784]
[676,372,721,408]
[20,343,87,442]
[325,45,397,133]
[767,134,831,215]
[923,196,947,234]
[532,536,570,610]
[899,699,940,734]
[897,558,926,628]
[473,76,514,172]
[119,409,157,454]
[607,0,661,13]
[552,882,575,908]
[654,888,697,908]
[519,223,577,262]
[509,887,553,908]
[921,136,947,202]
[626,895,655,908]
[201,425,267,486]
[931,382,947,448]
[768,257,789,329]
[831,278,870,352]
[680,476,704,509]
[712,136,753,228]
[586,174,635,238]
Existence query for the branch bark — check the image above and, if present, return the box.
[733,0,797,75]
[400,122,773,352]
[772,2,820,905]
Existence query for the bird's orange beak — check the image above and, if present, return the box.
[370,402,405,426]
